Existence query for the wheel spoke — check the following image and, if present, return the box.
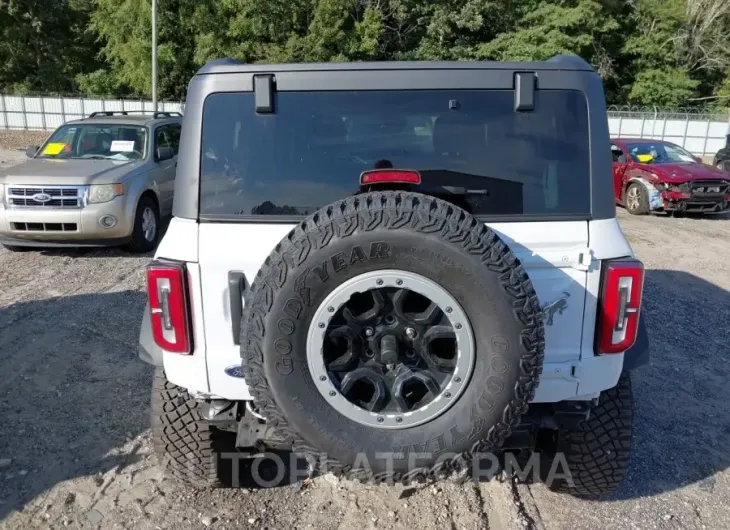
[340,368,388,412]
[323,326,358,372]
[419,326,458,372]
[392,367,441,412]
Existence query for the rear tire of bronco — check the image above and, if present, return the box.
[624,183,650,215]
[150,369,236,488]
[125,195,160,254]
[541,373,633,499]
[239,191,545,483]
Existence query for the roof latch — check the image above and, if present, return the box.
[254,74,275,114]
[514,72,536,112]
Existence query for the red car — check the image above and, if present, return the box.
[611,138,730,215]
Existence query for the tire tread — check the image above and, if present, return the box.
[240,191,545,484]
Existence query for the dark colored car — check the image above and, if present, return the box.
[713,134,730,172]
[611,138,730,215]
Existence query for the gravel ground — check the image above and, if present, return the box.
[0,131,50,152]
[0,148,729,529]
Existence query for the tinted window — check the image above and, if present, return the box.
[200,90,591,218]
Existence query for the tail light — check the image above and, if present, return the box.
[146,261,192,354]
[360,169,421,186]
[595,259,644,354]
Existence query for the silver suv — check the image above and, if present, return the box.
[0,111,182,253]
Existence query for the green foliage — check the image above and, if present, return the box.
[1,0,730,109]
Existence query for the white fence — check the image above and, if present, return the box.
[608,111,730,158]
[0,94,184,132]
[1,94,729,157]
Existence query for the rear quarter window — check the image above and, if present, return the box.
[199,89,591,219]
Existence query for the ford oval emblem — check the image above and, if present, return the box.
[33,193,52,203]
[224,365,245,378]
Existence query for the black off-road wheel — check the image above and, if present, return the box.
[540,373,633,499]
[150,369,236,488]
[624,183,650,215]
[239,191,545,483]
[125,195,160,254]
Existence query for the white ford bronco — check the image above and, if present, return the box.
[139,56,649,498]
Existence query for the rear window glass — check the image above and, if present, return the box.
[199,90,591,218]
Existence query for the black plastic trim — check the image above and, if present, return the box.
[514,72,536,111]
[138,303,164,366]
[0,235,131,248]
[254,75,275,113]
[228,271,246,345]
[622,313,650,371]
[198,213,592,224]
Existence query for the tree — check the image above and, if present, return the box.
[0,0,101,94]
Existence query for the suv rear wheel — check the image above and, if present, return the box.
[150,369,236,487]
[240,191,545,483]
[540,373,633,499]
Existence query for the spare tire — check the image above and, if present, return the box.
[240,191,544,482]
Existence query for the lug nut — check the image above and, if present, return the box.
[405,327,416,339]
[365,327,374,337]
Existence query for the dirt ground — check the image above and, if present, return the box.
[1,145,729,530]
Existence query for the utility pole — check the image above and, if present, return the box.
[151,0,158,112]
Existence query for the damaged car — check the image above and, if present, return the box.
[611,138,730,215]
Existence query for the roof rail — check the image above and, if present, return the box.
[153,111,183,118]
[88,110,130,118]
[87,110,183,119]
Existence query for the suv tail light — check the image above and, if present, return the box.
[146,261,192,354]
[595,259,645,354]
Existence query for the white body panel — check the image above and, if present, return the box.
[158,216,633,403]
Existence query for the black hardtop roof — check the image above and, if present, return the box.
[195,55,594,76]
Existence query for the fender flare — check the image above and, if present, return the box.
[625,177,663,210]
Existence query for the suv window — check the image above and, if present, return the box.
[38,124,147,160]
[199,90,591,218]
[156,124,182,156]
